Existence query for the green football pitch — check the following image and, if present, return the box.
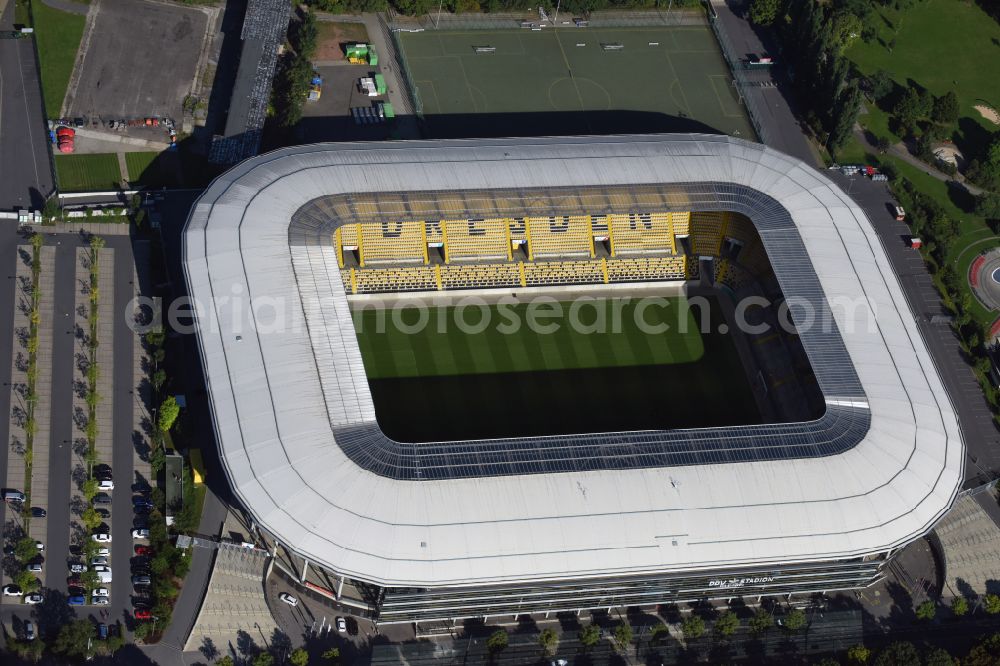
[353,298,704,379]
[353,296,761,441]
[397,26,755,139]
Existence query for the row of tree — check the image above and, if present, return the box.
[750,0,869,156]
[305,0,700,18]
[7,619,125,663]
[271,10,320,131]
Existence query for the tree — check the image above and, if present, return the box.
[321,647,340,663]
[984,593,1000,614]
[749,0,779,25]
[951,596,969,617]
[152,368,167,392]
[874,642,920,666]
[52,619,96,660]
[486,629,508,654]
[916,599,937,621]
[42,195,61,221]
[868,70,893,101]
[782,607,807,632]
[830,86,863,153]
[290,648,310,666]
[15,536,40,563]
[893,87,925,135]
[924,647,955,666]
[158,395,180,432]
[6,637,45,662]
[976,193,1000,221]
[649,623,670,644]
[538,627,558,656]
[216,658,235,666]
[748,608,774,635]
[579,624,601,650]
[847,644,871,664]
[14,569,39,593]
[681,614,705,640]
[876,136,892,154]
[613,623,633,651]
[253,653,275,666]
[714,610,740,638]
[933,91,959,126]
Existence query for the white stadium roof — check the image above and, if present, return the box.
[183,135,963,588]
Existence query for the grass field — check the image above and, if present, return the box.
[32,0,86,118]
[846,0,1000,138]
[54,153,121,192]
[125,150,181,188]
[397,26,754,139]
[354,298,705,378]
[356,296,760,441]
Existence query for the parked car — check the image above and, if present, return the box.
[98,624,108,640]
[69,563,87,573]
[24,621,35,641]
[24,593,43,604]
[134,545,153,556]
[67,577,82,587]
[95,508,111,519]
[278,592,298,607]
[95,547,110,557]
[92,596,110,605]
[131,575,151,587]
[131,529,149,540]
[93,493,112,505]
[30,507,46,518]
[67,595,85,606]
[97,479,114,491]
[336,617,347,633]
[134,609,152,620]
[34,541,43,551]
[92,533,112,543]
[92,587,110,597]
[27,562,42,573]
[2,584,22,596]
[90,556,109,566]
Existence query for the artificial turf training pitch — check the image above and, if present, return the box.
[397,26,755,139]
[353,298,705,379]
[353,296,760,440]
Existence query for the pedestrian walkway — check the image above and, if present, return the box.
[935,492,1000,598]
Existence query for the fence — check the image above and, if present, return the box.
[705,9,769,145]
[382,14,423,118]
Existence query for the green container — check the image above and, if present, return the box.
[374,74,386,94]
[368,47,379,66]
[381,102,395,119]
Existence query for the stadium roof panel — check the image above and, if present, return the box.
[184,135,963,587]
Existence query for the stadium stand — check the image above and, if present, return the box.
[334,211,772,294]
[523,260,605,286]
[606,256,687,283]
[440,263,521,290]
[690,212,728,256]
[359,221,427,265]
[444,218,511,262]
[607,213,675,255]
[526,216,594,259]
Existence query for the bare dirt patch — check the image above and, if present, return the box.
[933,144,963,167]
[315,21,370,63]
[974,103,1000,126]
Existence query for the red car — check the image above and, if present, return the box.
[134,545,153,556]
[134,609,152,620]
[66,577,82,587]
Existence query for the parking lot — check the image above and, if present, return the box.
[297,64,396,143]
[0,224,153,645]
[62,0,212,120]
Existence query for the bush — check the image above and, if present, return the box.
[916,600,936,621]
[538,627,558,656]
[681,615,705,640]
[714,610,740,638]
[983,593,1000,614]
[951,596,969,617]
[613,623,633,651]
[485,629,508,653]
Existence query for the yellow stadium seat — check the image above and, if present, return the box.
[444,218,511,262]
[525,215,593,259]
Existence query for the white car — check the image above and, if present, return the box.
[23,593,43,604]
[2,585,22,596]
[278,592,298,606]
[91,533,112,543]
[27,562,42,573]
[92,587,110,597]
[92,597,110,605]
[35,541,44,551]
[97,479,114,491]
[131,529,149,540]
[336,617,347,633]
[95,547,110,557]
[69,563,87,573]
[90,556,109,566]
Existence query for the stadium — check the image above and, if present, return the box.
[183,134,964,626]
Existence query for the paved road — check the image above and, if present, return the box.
[0,223,23,561]
[0,2,54,210]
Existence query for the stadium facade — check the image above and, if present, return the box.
[183,135,964,625]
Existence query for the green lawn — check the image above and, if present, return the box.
[125,151,179,188]
[846,0,1000,135]
[54,153,121,192]
[32,0,86,118]
[353,297,705,379]
[358,296,761,441]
